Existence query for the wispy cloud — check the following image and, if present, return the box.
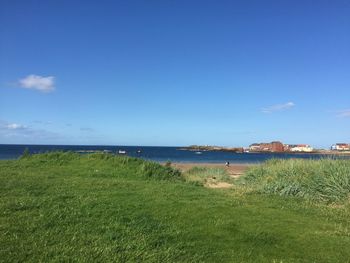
[5,123,27,130]
[335,109,350,118]
[18,74,55,92]
[33,120,53,125]
[261,102,295,113]
[80,127,94,132]
[0,120,60,142]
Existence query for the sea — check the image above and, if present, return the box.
[0,144,349,163]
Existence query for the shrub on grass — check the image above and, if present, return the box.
[165,160,172,167]
[20,147,31,159]
[139,162,182,180]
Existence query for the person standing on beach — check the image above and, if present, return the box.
[225,161,230,167]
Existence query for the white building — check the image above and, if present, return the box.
[289,144,313,152]
[249,143,261,151]
[331,143,350,151]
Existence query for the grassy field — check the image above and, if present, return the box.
[1,152,350,262]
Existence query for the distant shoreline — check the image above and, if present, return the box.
[180,146,350,155]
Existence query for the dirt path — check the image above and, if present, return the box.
[161,162,257,189]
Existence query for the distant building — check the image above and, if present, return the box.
[331,143,350,151]
[283,144,291,152]
[249,141,284,152]
[270,141,284,152]
[288,144,313,152]
[249,143,261,151]
[249,142,314,153]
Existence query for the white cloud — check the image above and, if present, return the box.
[262,102,295,113]
[19,74,55,92]
[5,123,27,130]
[0,120,61,143]
[336,109,350,118]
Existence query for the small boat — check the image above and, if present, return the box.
[136,149,142,154]
[195,151,202,154]
[118,150,126,154]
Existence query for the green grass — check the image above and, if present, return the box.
[183,166,233,186]
[1,152,350,262]
[240,158,350,203]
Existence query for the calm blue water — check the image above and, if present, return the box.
[0,144,348,163]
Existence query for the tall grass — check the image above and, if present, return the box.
[184,167,232,185]
[19,151,182,181]
[240,158,350,203]
[139,162,182,180]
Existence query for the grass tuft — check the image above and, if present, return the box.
[139,162,182,180]
[239,158,350,203]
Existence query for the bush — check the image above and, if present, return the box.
[165,160,172,167]
[139,162,182,180]
[20,148,31,159]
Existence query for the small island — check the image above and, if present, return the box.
[179,145,244,153]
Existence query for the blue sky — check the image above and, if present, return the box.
[0,0,349,148]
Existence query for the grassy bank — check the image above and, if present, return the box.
[240,158,350,203]
[1,153,350,262]
[183,166,235,186]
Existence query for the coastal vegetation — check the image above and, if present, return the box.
[183,166,235,187]
[240,158,350,203]
[1,152,350,262]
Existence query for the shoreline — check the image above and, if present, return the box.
[180,148,350,155]
[180,146,350,155]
